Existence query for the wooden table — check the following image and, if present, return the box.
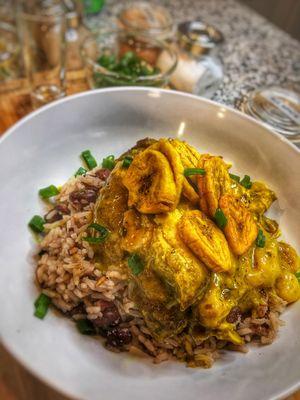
[0,72,299,400]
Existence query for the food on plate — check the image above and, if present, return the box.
[31,138,300,368]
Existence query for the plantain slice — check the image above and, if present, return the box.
[150,139,184,196]
[169,139,202,204]
[178,210,232,273]
[123,140,183,214]
[219,194,258,256]
[197,155,231,217]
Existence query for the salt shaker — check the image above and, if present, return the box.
[157,20,224,98]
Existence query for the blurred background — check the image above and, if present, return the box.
[241,0,300,40]
[0,0,299,141]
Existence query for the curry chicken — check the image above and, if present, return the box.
[92,138,300,346]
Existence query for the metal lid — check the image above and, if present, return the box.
[240,87,300,142]
[178,20,224,56]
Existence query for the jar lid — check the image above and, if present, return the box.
[240,87,300,141]
[178,20,224,56]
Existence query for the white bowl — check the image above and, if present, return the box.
[0,88,299,400]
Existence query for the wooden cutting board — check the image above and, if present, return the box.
[0,72,299,400]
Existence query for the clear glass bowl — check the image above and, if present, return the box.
[81,30,177,89]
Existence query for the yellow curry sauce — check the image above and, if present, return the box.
[93,138,300,345]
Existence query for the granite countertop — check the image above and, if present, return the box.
[105,0,300,108]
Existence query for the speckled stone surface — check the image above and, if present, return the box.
[104,0,300,108]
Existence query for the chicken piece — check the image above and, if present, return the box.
[278,241,300,273]
[93,165,128,264]
[169,139,201,204]
[121,209,154,253]
[120,137,158,160]
[132,288,187,339]
[151,210,208,310]
[133,264,170,304]
[197,155,232,217]
[219,194,258,256]
[246,239,281,288]
[197,275,234,328]
[247,181,277,215]
[120,208,170,303]
[178,210,233,273]
[276,272,300,303]
[123,139,183,213]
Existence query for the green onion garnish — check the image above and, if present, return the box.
[84,223,109,244]
[76,319,95,335]
[184,168,206,177]
[295,272,300,282]
[39,185,59,199]
[81,150,97,170]
[102,155,115,170]
[29,215,45,233]
[122,156,133,168]
[256,229,266,248]
[128,253,144,276]
[229,173,240,182]
[240,175,252,189]
[34,293,51,319]
[214,208,228,229]
[75,166,87,177]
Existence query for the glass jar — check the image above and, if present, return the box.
[81,30,177,89]
[114,1,175,42]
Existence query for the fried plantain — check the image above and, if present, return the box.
[197,155,231,217]
[169,139,202,204]
[178,210,233,273]
[219,194,258,256]
[123,140,183,213]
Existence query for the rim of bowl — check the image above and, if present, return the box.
[81,30,178,83]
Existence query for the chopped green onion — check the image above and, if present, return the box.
[81,150,97,170]
[75,166,87,177]
[122,156,133,168]
[256,229,266,248]
[184,168,206,177]
[102,155,115,170]
[240,175,252,189]
[83,223,109,244]
[76,319,95,335]
[229,173,240,182]
[28,215,45,233]
[34,293,51,319]
[214,208,227,229]
[128,253,144,276]
[295,272,300,282]
[39,185,59,199]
